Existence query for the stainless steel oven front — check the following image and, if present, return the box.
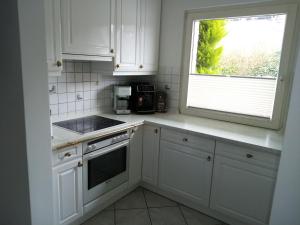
[82,131,130,204]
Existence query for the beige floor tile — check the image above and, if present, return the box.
[180,205,223,225]
[144,190,177,207]
[116,209,151,225]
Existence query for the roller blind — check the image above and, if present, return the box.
[187,75,277,118]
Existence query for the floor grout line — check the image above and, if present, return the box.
[115,207,148,211]
[113,203,116,225]
[178,205,189,225]
[142,188,153,225]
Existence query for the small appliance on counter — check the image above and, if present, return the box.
[114,86,132,115]
[156,91,168,113]
[130,82,156,114]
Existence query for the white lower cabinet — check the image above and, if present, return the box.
[159,140,213,207]
[129,126,144,186]
[142,125,160,186]
[53,158,83,225]
[210,142,279,225]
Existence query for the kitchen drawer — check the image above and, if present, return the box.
[52,144,82,166]
[215,141,280,169]
[161,128,215,153]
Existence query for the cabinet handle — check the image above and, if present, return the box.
[110,49,114,53]
[154,128,158,134]
[246,153,253,159]
[116,64,120,68]
[56,60,62,67]
[183,138,188,142]
[64,152,72,157]
[139,65,143,69]
[207,156,212,162]
[78,161,83,167]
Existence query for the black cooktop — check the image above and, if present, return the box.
[53,115,125,134]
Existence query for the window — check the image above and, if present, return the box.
[180,4,297,129]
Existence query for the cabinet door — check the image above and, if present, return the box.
[53,159,83,225]
[159,140,213,207]
[114,0,140,72]
[142,125,160,186]
[139,0,161,73]
[210,156,277,225]
[129,126,144,186]
[61,0,115,57]
[44,0,62,76]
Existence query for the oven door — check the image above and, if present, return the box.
[83,140,129,204]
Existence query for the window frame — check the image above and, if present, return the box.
[180,3,297,129]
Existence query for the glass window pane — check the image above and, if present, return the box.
[187,14,286,118]
[191,14,286,77]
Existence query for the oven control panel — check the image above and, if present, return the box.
[83,131,129,154]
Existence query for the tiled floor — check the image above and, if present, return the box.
[82,187,227,225]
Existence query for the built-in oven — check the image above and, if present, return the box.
[82,131,130,204]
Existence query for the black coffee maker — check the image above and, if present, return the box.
[130,82,156,114]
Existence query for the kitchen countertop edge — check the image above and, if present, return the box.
[51,113,283,154]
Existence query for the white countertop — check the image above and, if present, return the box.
[51,112,283,153]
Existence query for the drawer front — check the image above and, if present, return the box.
[52,144,82,166]
[161,128,215,153]
[215,141,280,169]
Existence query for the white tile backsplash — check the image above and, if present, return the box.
[156,66,181,111]
[57,83,66,94]
[49,61,156,116]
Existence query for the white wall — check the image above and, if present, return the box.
[269,25,300,225]
[18,0,54,224]
[0,1,32,224]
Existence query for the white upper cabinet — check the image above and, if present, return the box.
[60,0,115,60]
[44,0,63,76]
[114,0,140,73]
[114,0,161,75]
[139,0,161,72]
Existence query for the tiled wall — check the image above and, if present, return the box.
[48,61,154,116]
[156,66,181,111]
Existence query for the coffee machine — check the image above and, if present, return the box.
[130,82,156,114]
[113,86,131,114]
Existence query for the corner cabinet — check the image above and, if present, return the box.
[114,0,161,75]
[44,0,63,76]
[129,126,144,186]
[60,0,115,60]
[142,125,160,186]
[158,128,215,207]
[210,142,280,225]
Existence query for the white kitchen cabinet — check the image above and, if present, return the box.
[159,140,214,207]
[210,142,279,225]
[60,0,115,60]
[129,125,144,186]
[139,0,161,72]
[142,125,160,186]
[44,0,63,76]
[114,0,140,73]
[53,158,83,225]
[114,0,161,75]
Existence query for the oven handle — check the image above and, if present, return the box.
[83,140,129,161]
